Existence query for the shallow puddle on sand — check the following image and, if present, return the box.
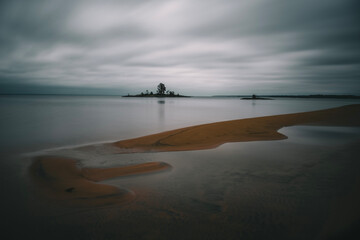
[19,126,360,239]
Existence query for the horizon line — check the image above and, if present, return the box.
[1,93,360,99]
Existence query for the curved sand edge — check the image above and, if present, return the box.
[30,156,171,207]
[30,104,360,206]
[113,104,360,152]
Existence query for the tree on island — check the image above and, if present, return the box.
[157,83,166,95]
[123,83,188,97]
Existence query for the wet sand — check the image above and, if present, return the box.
[26,104,360,239]
[31,105,360,206]
[30,156,170,206]
[114,104,360,152]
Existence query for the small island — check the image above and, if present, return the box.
[241,94,273,100]
[123,83,189,98]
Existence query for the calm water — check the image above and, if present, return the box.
[0,95,360,239]
[1,95,358,153]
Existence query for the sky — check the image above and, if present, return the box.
[0,0,359,96]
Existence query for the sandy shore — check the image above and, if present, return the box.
[31,104,360,206]
[113,104,360,152]
[30,156,170,206]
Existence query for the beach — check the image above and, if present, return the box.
[2,1,360,238]
[113,104,360,152]
[30,105,360,206]
[1,97,360,239]
[30,156,170,206]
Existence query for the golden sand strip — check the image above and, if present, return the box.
[82,161,171,181]
[113,104,360,152]
[30,156,170,206]
[31,104,360,206]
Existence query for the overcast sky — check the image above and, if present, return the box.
[0,0,359,96]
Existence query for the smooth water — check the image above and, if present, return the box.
[0,95,360,239]
[1,95,358,153]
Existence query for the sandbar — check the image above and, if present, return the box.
[31,104,360,206]
[113,104,360,152]
[30,156,170,206]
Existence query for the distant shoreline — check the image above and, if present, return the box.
[1,93,359,99]
[241,97,273,100]
[123,94,190,98]
[214,94,360,99]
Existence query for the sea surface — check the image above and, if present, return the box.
[1,95,360,239]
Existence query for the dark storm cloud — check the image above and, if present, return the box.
[0,0,359,95]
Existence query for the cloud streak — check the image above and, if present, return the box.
[0,0,359,95]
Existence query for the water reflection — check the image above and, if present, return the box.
[2,96,360,239]
[157,100,165,130]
